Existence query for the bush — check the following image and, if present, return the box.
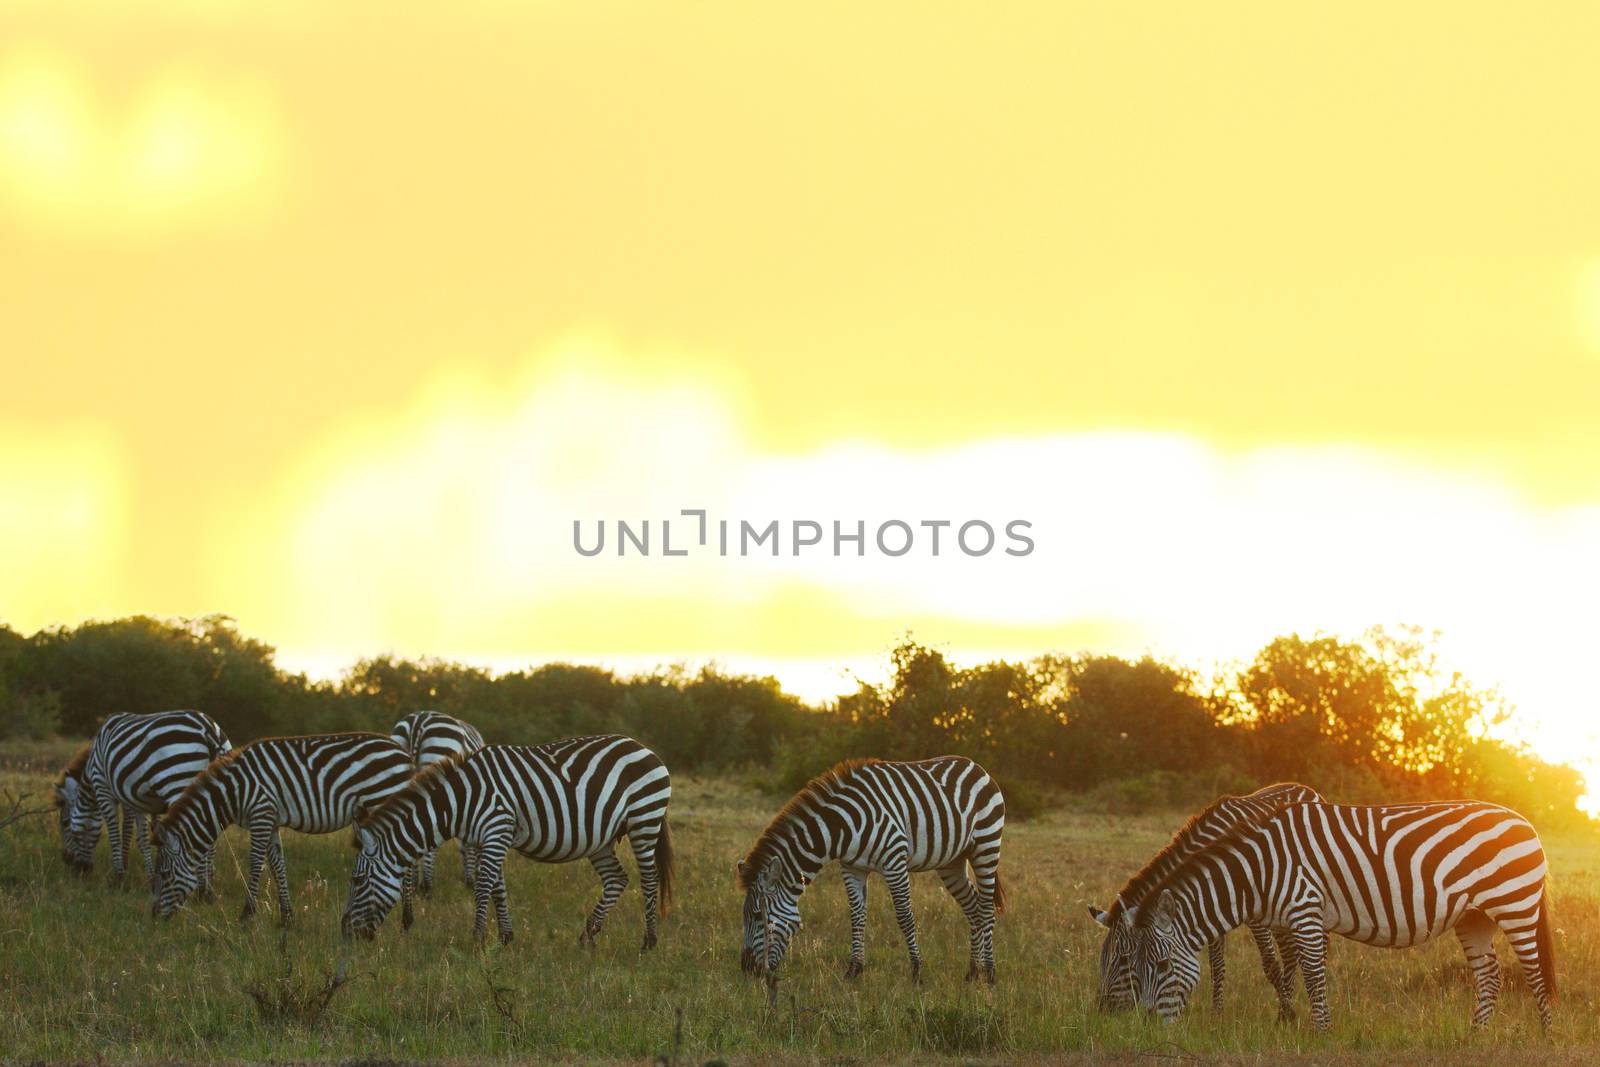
[0,684,61,741]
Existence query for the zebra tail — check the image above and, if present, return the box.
[1537,884,1558,1002]
[992,864,1006,917]
[656,818,675,917]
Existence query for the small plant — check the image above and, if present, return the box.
[0,789,50,834]
[909,1001,1011,1056]
[240,933,361,1027]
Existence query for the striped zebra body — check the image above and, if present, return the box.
[390,711,486,894]
[54,710,232,890]
[1091,781,1323,1018]
[342,735,674,949]
[151,732,414,923]
[737,757,1005,1001]
[1126,800,1555,1031]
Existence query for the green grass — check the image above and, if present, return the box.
[2,743,1598,1065]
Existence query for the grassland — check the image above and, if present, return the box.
[2,741,1598,1065]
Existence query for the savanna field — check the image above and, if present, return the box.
[2,741,1598,1067]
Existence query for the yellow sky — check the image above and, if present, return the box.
[2,2,1599,773]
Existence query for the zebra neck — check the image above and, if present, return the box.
[388,784,463,863]
[1171,866,1255,945]
[176,776,235,849]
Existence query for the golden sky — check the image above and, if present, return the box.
[2,3,1598,770]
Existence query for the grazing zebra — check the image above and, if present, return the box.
[1124,800,1556,1031]
[390,711,486,894]
[1089,781,1323,1018]
[54,710,232,890]
[341,735,674,949]
[150,732,414,923]
[737,757,1005,1002]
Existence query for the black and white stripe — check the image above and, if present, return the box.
[389,711,486,893]
[1125,800,1556,1030]
[737,757,1005,1000]
[1090,781,1322,1018]
[342,735,674,949]
[54,710,231,889]
[151,732,414,922]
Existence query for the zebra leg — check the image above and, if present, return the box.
[418,847,436,897]
[492,871,513,945]
[579,847,629,947]
[267,831,293,925]
[883,864,923,983]
[401,861,416,931]
[99,792,126,887]
[197,845,217,904]
[970,843,1001,984]
[936,863,982,982]
[470,839,509,944]
[241,821,272,922]
[1261,925,1297,1022]
[1207,938,1226,1012]
[131,814,155,890]
[1291,918,1332,1031]
[461,841,477,890]
[1490,900,1554,1031]
[842,865,870,978]
[628,823,663,952]
[1453,908,1502,1029]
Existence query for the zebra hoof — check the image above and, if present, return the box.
[909,964,922,986]
[641,931,657,952]
[499,930,514,946]
[985,964,997,986]
[1277,1007,1297,1024]
[239,905,256,923]
[844,960,864,980]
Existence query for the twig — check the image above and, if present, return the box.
[0,790,50,833]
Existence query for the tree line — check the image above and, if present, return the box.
[0,615,1586,828]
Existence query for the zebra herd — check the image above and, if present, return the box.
[51,710,1557,1032]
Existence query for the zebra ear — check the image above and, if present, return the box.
[1088,905,1112,928]
[1150,889,1175,925]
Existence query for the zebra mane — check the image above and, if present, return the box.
[354,750,470,831]
[1108,784,1308,921]
[1127,812,1283,929]
[738,758,882,890]
[57,740,94,789]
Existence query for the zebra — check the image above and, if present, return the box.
[1089,781,1323,1019]
[341,735,674,949]
[150,732,414,923]
[1123,800,1556,1031]
[737,756,1005,1003]
[390,710,486,894]
[53,710,232,891]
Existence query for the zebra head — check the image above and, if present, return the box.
[53,774,97,873]
[1127,890,1201,1022]
[342,821,406,939]
[149,821,201,918]
[1088,898,1137,1011]
[736,858,801,978]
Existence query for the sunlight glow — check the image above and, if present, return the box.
[0,48,280,230]
[207,344,1600,799]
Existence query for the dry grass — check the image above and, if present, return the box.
[1,745,1597,1064]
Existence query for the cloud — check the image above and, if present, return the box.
[214,340,1600,778]
[0,425,128,628]
[0,47,281,232]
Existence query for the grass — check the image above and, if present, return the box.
[2,741,1598,1065]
